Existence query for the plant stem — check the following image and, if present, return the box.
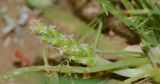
[93,20,103,49]
[42,50,50,73]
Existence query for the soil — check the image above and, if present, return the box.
[0,0,43,73]
[0,0,131,84]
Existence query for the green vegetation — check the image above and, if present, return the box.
[1,0,160,83]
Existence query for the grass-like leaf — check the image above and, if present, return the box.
[0,57,149,80]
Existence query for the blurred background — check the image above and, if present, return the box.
[0,0,141,83]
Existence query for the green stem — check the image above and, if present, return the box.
[42,50,50,73]
[93,20,103,49]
